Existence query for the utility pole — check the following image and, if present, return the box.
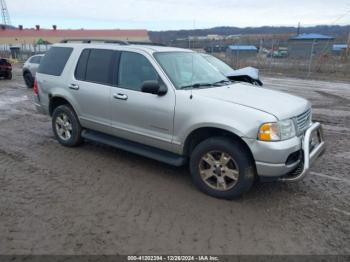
[308,39,316,77]
[269,39,274,73]
[0,0,11,26]
[346,32,350,60]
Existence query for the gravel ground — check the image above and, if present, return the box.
[0,66,349,255]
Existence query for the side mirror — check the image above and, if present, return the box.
[141,80,167,96]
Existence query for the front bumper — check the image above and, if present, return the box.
[278,122,325,182]
[244,122,325,180]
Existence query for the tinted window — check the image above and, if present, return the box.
[85,49,115,85]
[74,49,90,81]
[38,47,73,76]
[118,52,158,91]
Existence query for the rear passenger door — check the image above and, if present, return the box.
[110,51,176,151]
[71,48,116,132]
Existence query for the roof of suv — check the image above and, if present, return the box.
[54,43,192,54]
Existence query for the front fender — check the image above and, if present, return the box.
[172,91,276,154]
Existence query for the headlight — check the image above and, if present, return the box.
[258,119,296,141]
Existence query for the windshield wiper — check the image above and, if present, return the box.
[179,83,212,90]
[212,80,232,86]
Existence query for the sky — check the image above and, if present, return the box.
[6,0,350,31]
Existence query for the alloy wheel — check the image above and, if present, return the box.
[55,113,73,141]
[198,151,239,191]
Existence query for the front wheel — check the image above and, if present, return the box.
[190,137,255,199]
[52,105,83,147]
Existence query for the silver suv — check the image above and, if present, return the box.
[34,42,325,199]
[23,54,44,88]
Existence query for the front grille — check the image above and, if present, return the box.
[296,108,312,133]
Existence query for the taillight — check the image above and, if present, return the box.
[33,79,38,95]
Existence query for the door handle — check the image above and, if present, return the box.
[69,84,79,90]
[113,93,128,100]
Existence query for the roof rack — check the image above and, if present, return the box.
[60,39,129,45]
[128,41,166,47]
[60,39,165,47]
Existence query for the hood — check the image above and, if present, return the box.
[194,83,310,120]
[226,66,260,80]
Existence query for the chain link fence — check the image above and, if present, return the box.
[214,51,350,81]
[173,35,350,81]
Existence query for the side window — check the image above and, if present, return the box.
[85,49,115,85]
[38,47,73,76]
[30,56,42,64]
[118,52,158,91]
[74,49,90,81]
[29,56,37,63]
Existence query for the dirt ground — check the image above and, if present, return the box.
[0,66,349,255]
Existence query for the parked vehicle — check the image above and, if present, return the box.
[201,53,263,86]
[23,54,44,88]
[34,43,325,199]
[0,58,12,80]
[267,48,289,58]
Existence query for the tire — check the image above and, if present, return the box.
[23,72,33,88]
[52,105,83,147]
[6,72,12,80]
[190,137,255,199]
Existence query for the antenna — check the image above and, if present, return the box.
[0,0,11,26]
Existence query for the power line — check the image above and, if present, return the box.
[330,7,350,25]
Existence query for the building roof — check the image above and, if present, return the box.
[333,44,348,51]
[290,33,334,40]
[0,24,16,29]
[227,45,257,51]
[0,29,148,38]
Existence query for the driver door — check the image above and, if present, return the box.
[110,51,175,152]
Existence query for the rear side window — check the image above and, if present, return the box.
[75,49,115,86]
[75,49,90,81]
[38,47,72,76]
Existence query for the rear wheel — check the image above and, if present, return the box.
[52,105,83,147]
[23,72,33,88]
[190,137,255,199]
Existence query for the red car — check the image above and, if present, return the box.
[0,58,12,80]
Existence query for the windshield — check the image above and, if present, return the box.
[202,55,234,75]
[154,52,229,90]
